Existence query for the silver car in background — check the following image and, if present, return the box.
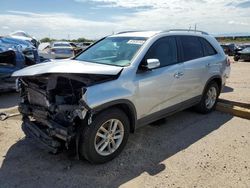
[13,29,230,164]
[50,42,75,59]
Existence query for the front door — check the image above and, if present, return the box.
[134,36,186,119]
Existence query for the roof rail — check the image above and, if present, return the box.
[116,30,143,34]
[167,29,209,35]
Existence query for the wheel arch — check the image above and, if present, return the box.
[92,99,137,133]
[203,75,222,96]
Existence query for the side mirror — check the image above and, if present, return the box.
[145,59,160,69]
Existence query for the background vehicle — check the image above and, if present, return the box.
[0,37,40,92]
[9,30,40,48]
[37,42,51,60]
[221,43,236,56]
[234,47,250,61]
[78,42,93,50]
[49,42,75,59]
[38,42,83,59]
[69,42,83,55]
[13,30,230,163]
[234,44,250,61]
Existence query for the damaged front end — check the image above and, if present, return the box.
[18,73,116,154]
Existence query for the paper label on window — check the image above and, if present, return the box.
[127,40,145,45]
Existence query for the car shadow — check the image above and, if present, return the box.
[221,86,234,93]
[0,92,19,109]
[0,110,233,188]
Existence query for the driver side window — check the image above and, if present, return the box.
[144,37,178,68]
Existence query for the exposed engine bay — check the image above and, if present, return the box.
[18,73,118,153]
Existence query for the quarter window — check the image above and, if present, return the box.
[179,36,203,61]
[145,37,178,67]
[199,38,217,56]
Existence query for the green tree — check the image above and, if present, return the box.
[40,37,52,43]
[77,37,88,42]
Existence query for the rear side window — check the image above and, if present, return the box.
[199,38,217,56]
[178,36,203,61]
[145,37,178,67]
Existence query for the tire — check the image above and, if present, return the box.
[195,82,219,114]
[79,108,130,164]
[234,56,240,61]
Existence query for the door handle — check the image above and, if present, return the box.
[174,72,184,78]
[206,63,211,67]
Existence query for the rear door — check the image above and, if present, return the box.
[135,36,186,119]
[177,36,219,100]
[177,36,207,100]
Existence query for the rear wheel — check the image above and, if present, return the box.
[195,82,219,114]
[79,108,129,164]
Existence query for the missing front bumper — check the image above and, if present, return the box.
[22,118,61,154]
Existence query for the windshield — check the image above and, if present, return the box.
[75,37,147,67]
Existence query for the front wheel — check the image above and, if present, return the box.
[79,108,130,164]
[195,82,219,114]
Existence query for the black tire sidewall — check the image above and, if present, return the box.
[234,56,239,61]
[79,108,130,164]
[196,82,219,114]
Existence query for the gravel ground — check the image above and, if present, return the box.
[0,111,249,188]
[220,60,250,104]
[0,59,249,188]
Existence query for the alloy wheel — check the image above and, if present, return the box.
[94,119,124,156]
[205,86,217,109]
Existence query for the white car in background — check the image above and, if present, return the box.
[9,30,40,48]
[50,42,75,59]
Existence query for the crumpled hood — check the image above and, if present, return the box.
[0,37,35,52]
[12,59,123,77]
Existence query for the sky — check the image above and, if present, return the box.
[0,0,250,39]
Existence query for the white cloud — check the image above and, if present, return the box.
[0,11,119,39]
[0,0,250,39]
[228,20,250,26]
[105,0,250,34]
[2,26,9,30]
[75,0,212,9]
[74,0,250,34]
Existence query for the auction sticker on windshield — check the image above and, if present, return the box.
[127,40,145,45]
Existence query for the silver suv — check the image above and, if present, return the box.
[13,30,230,163]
